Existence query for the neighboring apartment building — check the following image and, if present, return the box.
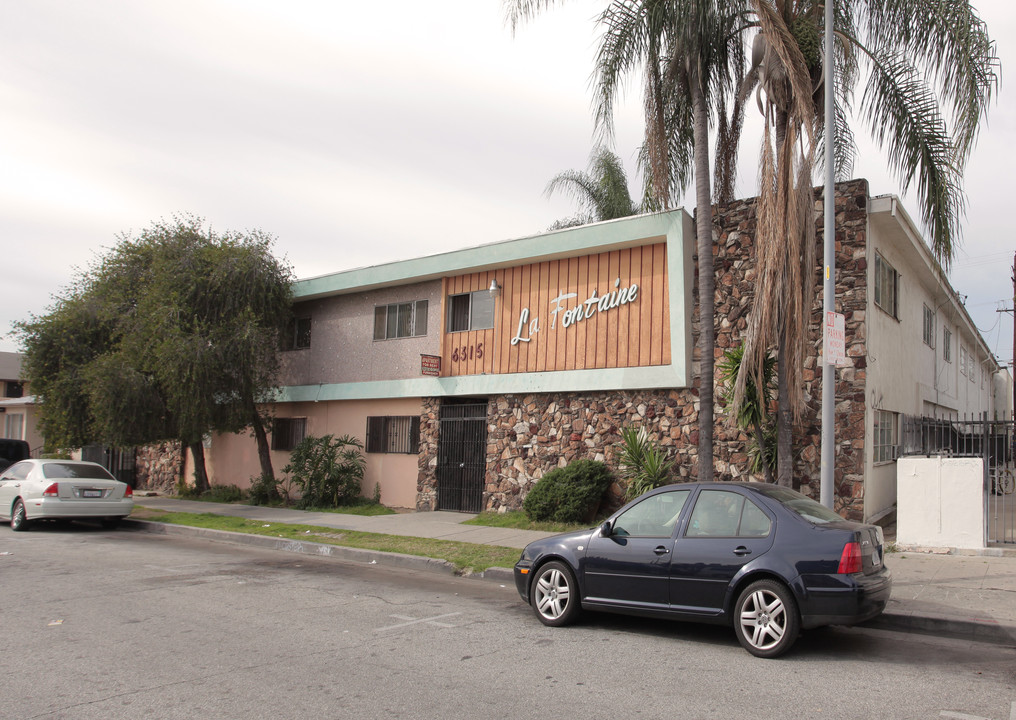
[198,180,1006,522]
[0,351,41,453]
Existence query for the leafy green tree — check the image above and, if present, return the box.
[16,216,293,492]
[545,147,641,229]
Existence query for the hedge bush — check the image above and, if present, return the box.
[523,459,613,523]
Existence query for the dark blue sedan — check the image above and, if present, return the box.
[513,482,892,658]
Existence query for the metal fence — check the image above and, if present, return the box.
[900,414,1015,544]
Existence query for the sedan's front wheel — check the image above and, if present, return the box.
[733,579,800,658]
[531,561,581,627]
[10,499,30,532]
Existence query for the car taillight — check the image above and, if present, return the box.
[42,483,59,497]
[124,485,133,498]
[837,541,862,574]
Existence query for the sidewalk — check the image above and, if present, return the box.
[131,496,1016,646]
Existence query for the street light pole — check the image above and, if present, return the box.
[820,0,836,509]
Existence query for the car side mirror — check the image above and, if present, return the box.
[598,520,613,537]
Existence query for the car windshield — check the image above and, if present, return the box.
[42,463,116,480]
[755,486,845,525]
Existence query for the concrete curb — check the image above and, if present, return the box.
[865,612,1016,647]
[123,519,516,584]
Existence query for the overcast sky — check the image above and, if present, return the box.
[2,0,1014,369]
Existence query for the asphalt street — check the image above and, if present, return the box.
[1,523,1014,720]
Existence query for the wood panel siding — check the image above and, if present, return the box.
[442,241,670,377]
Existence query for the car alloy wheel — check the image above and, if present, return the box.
[11,499,30,532]
[531,560,580,627]
[734,579,800,658]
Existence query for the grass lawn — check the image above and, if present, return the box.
[129,506,520,573]
[462,510,593,534]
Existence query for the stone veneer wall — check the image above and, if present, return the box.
[418,180,870,520]
[135,441,183,493]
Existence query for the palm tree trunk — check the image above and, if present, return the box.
[777,334,793,487]
[692,76,715,483]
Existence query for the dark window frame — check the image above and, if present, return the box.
[447,289,494,333]
[874,253,899,320]
[282,316,312,351]
[373,300,428,341]
[365,416,420,454]
[271,417,307,451]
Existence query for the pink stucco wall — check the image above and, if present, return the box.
[202,397,422,509]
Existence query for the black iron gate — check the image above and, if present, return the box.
[436,400,488,513]
[81,445,137,488]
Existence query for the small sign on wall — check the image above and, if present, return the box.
[421,354,441,376]
[824,311,846,366]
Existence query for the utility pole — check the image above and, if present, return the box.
[819,0,836,509]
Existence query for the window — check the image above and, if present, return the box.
[874,253,899,319]
[448,290,494,333]
[943,328,952,362]
[873,410,898,463]
[365,416,420,454]
[374,300,428,340]
[282,317,311,350]
[960,346,968,376]
[4,413,24,440]
[922,304,935,347]
[271,417,306,451]
[686,490,772,538]
[611,490,690,537]
[4,381,23,398]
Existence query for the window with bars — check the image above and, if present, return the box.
[873,410,898,464]
[271,417,307,451]
[874,253,899,319]
[943,327,952,362]
[447,290,494,333]
[365,416,420,454]
[373,300,428,340]
[282,316,312,350]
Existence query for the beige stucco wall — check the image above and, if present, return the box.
[864,199,1002,521]
[279,280,443,387]
[202,397,422,508]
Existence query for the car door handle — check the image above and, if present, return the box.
[654,546,670,555]
[733,546,752,556]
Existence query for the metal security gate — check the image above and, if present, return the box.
[436,400,488,513]
[902,414,1015,544]
[81,445,137,488]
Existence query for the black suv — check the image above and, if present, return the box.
[0,439,30,471]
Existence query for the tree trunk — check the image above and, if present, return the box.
[188,441,210,494]
[692,75,715,483]
[777,334,794,487]
[247,394,279,502]
[752,422,775,484]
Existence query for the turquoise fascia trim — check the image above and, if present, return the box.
[280,362,688,403]
[294,210,691,300]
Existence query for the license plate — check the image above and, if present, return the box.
[82,489,103,498]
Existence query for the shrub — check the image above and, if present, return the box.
[247,473,281,506]
[283,434,366,509]
[523,459,613,524]
[617,426,674,500]
[202,484,245,503]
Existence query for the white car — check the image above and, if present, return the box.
[0,459,134,531]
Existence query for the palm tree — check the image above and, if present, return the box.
[545,147,641,229]
[730,0,998,486]
[507,0,748,482]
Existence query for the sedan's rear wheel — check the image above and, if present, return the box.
[531,560,580,627]
[733,579,800,658]
[10,499,30,532]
